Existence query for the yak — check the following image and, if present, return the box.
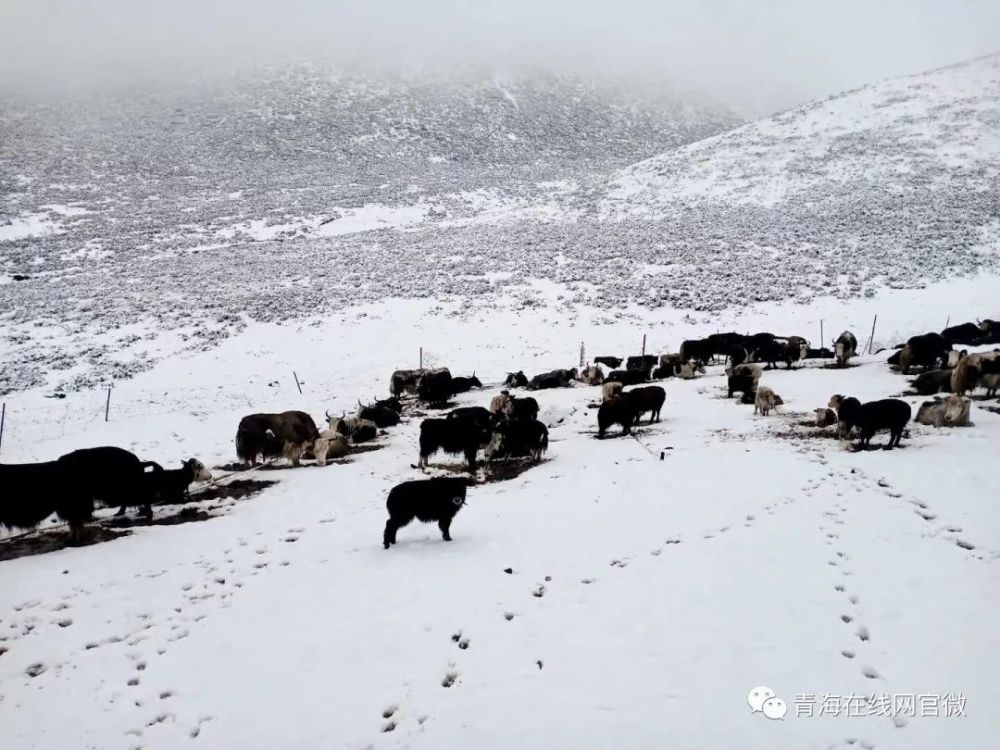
[236,411,319,467]
[626,385,666,424]
[383,477,470,549]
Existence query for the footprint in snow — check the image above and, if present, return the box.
[382,705,397,719]
[441,671,459,688]
[856,625,870,642]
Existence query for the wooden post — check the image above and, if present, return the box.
[866,315,878,355]
[945,316,950,330]
[0,402,5,454]
[641,334,646,359]
[820,319,824,348]
[293,371,303,395]
[579,342,585,368]
[104,387,112,422]
[419,347,423,369]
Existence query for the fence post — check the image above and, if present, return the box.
[0,402,5,454]
[293,371,303,395]
[419,347,423,369]
[641,334,646,359]
[820,319,824,348]
[866,315,878,355]
[945,316,950,330]
[579,341,585,368]
[104,387,112,422]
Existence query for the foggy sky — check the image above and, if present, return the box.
[2,0,998,113]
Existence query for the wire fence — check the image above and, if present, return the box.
[0,312,940,459]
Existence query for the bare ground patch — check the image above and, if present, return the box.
[0,526,132,562]
[0,479,278,562]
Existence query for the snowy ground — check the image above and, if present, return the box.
[2,278,998,749]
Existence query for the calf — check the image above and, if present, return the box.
[138,459,212,508]
[814,408,838,428]
[602,381,624,403]
[727,374,757,400]
[828,394,862,439]
[678,361,705,379]
[418,417,486,472]
[597,396,639,438]
[830,395,911,449]
[916,395,971,428]
[754,386,778,416]
[447,406,494,431]
[503,396,540,421]
[626,385,666,423]
[578,364,605,386]
[383,477,469,549]
[605,369,646,386]
[485,419,549,463]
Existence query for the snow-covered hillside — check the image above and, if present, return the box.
[0,66,738,395]
[604,54,1000,210]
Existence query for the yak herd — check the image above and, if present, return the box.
[2,320,998,551]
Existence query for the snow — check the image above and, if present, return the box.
[1,276,999,748]
[2,54,1000,748]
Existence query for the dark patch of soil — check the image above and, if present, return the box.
[1,479,277,562]
[0,526,132,562]
[193,479,277,502]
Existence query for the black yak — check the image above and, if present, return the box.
[137,459,212,510]
[418,370,454,406]
[503,396,540,421]
[418,417,486,472]
[829,395,911,450]
[0,461,93,544]
[626,386,666,424]
[593,356,623,369]
[236,411,320,467]
[485,419,549,463]
[450,373,483,395]
[605,369,646,386]
[447,406,495,431]
[597,396,640,438]
[383,477,470,549]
